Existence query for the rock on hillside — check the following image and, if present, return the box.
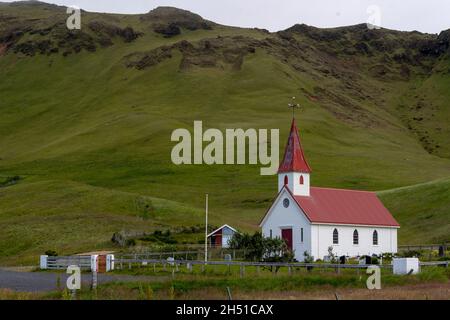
[141,6,214,37]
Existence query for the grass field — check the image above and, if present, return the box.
[0,2,449,265]
[1,266,448,300]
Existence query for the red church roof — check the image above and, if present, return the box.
[278,118,312,173]
[291,187,399,227]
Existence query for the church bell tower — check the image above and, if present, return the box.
[278,117,312,196]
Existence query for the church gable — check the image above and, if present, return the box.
[259,186,311,228]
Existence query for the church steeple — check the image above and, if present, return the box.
[278,118,311,174]
[278,118,311,196]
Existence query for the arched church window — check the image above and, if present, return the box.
[373,230,378,245]
[353,230,359,245]
[284,175,288,185]
[333,228,339,244]
[299,175,304,185]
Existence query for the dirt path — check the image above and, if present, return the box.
[0,268,167,293]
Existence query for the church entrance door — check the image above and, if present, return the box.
[281,228,293,251]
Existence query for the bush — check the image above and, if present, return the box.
[111,231,131,247]
[371,256,379,265]
[138,229,178,244]
[303,251,314,263]
[0,176,21,188]
[400,250,422,258]
[381,252,394,263]
[45,250,58,256]
[229,232,293,263]
[126,239,136,247]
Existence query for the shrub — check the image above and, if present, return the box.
[303,251,314,263]
[0,176,21,188]
[229,232,293,263]
[111,231,131,247]
[45,250,58,256]
[381,252,394,263]
[400,250,422,258]
[371,256,379,265]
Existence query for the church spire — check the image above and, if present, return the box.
[278,118,312,174]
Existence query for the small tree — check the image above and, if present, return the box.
[229,232,294,264]
[303,251,313,263]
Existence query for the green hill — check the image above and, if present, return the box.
[0,2,449,264]
[379,178,450,245]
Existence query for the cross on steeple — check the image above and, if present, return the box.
[288,96,300,119]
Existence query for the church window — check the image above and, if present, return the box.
[353,229,359,245]
[299,175,304,185]
[284,175,288,185]
[373,230,378,245]
[270,229,273,238]
[333,228,339,244]
[283,198,290,208]
[300,228,304,243]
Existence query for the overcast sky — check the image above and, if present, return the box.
[4,0,450,33]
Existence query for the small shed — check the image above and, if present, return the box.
[207,224,238,248]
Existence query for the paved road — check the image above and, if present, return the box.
[0,268,165,292]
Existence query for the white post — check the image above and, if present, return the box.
[40,255,48,270]
[90,255,98,272]
[106,254,114,272]
[205,194,208,263]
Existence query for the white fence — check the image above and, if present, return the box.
[40,254,114,272]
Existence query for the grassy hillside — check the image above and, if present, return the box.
[379,178,450,245]
[0,178,208,265]
[0,2,449,264]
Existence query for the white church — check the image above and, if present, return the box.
[260,118,399,262]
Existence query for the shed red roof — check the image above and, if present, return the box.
[278,118,312,174]
[291,187,399,227]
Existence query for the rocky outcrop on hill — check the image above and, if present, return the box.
[142,7,213,38]
[88,21,142,43]
[125,36,256,70]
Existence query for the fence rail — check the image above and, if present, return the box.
[398,244,448,251]
[117,249,247,261]
[419,261,449,267]
[114,257,449,271]
[46,256,91,270]
[114,258,396,270]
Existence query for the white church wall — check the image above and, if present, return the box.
[261,189,312,261]
[311,224,398,260]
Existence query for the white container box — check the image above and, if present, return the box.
[393,258,419,275]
